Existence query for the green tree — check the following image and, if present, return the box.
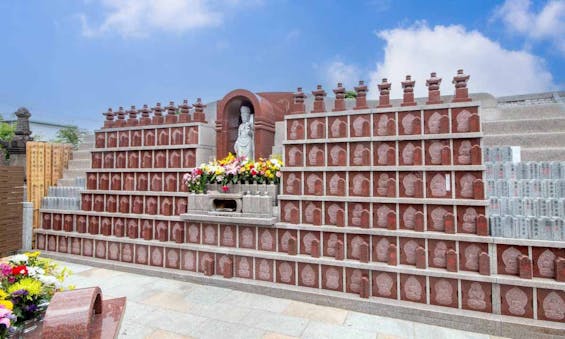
[0,114,15,160]
[344,90,357,99]
[55,126,80,148]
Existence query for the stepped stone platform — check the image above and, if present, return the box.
[33,75,565,337]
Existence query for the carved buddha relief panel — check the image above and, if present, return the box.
[347,234,369,260]
[328,116,348,138]
[401,274,426,303]
[157,128,169,146]
[399,172,423,198]
[186,127,198,144]
[373,271,397,299]
[425,139,450,165]
[116,151,126,168]
[104,152,114,169]
[327,143,347,166]
[373,203,396,229]
[346,268,368,294]
[287,119,305,140]
[497,245,527,276]
[456,206,485,234]
[374,142,396,166]
[307,144,325,166]
[452,107,479,133]
[326,172,345,196]
[236,256,253,279]
[107,132,117,147]
[501,285,532,318]
[278,229,297,253]
[181,250,196,271]
[143,129,155,146]
[461,280,491,313]
[305,173,324,196]
[350,114,370,137]
[399,204,424,230]
[430,277,457,308]
[373,113,396,136]
[371,236,393,263]
[533,248,564,278]
[427,172,450,198]
[348,202,370,228]
[322,265,343,291]
[258,228,276,251]
[284,172,302,195]
[325,202,345,227]
[307,118,326,139]
[183,149,195,168]
[131,130,142,146]
[239,227,255,249]
[92,153,102,168]
[349,172,370,196]
[537,289,565,322]
[166,248,180,269]
[169,150,181,168]
[458,242,487,272]
[399,111,421,135]
[95,132,105,148]
[135,244,148,265]
[350,142,371,166]
[141,151,152,168]
[171,127,183,145]
[322,232,343,257]
[456,172,482,199]
[220,225,236,247]
[121,243,133,263]
[400,238,424,265]
[276,261,295,285]
[427,205,451,232]
[282,201,300,224]
[150,247,164,267]
[285,145,303,167]
[428,240,454,268]
[95,240,106,259]
[303,201,322,225]
[373,172,396,197]
[424,109,449,134]
[300,231,320,255]
[256,258,273,282]
[298,263,319,288]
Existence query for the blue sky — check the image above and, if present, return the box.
[0,0,563,131]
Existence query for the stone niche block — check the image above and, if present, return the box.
[131,130,142,147]
[127,219,138,239]
[276,261,296,285]
[302,201,322,225]
[327,143,348,166]
[306,144,325,166]
[326,172,346,196]
[100,217,111,236]
[372,271,397,299]
[347,234,370,262]
[370,236,393,263]
[374,141,396,166]
[518,255,533,279]
[348,202,370,228]
[216,255,232,278]
[239,227,256,249]
[88,216,99,235]
[70,238,81,255]
[42,213,52,230]
[110,173,121,191]
[107,132,117,147]
[145,196,158,215]
[92,153,102,169]
[400,238,425,266]
[346,268,368,295]
[430,277,458,308]
[81,195,92,212]
[284,172,302,195]
[198,252,215,275]
[350,142,371,167]
[118,195,129,214]
[104,152,114,169]
[497,245,528,276]
[57,236,68,253]
[99,173,109,190]
[134,173,146,192]
[325,202,345,227]
[63,215,73,232]
[95,132,105,148]
[156,221,168,242]
[425,140,450,166]
[281,201,300,224]
[235,256,253,279]
[307,117,326,139]
[424,109,449,134]
[349,172,371,197]
[537,288,565,322]
[300,231,320,256]
[258,228,276,252]
[400,274,426,303]
[398,111,421,135]
[373,112,396,136]
[107,242,119,261]
[298,263,319,288]
[93,194,104,213]
[170,222,184,243]
[141,151,152,169]
[458,242,487,273]
[218,225,236,247]
[52,214,62,231]
[181,250,197,272]
[142,220,153,240]
[461,280,492,313]
[183,149,196,168]
[399,141,422,166]
[427,205,452,232]
[426,171,452,199]
[87,173,97,190]
[155,151,166,169]
[328,116,348,138]
[323,232,344,258]
[185,127,198,144]
[165,248,180,269]
[399,204,424,231]
[428,240,455,269]
[169,150,181,168]
[452,107,480,133]
[124,173,135,191]
[350,114,371,137]
[453,139,479,165]
[164,173,177,192]
[202,224,218,246]
[287,119,305,140]
[285,145,304,167]
[278,229,298,254]
[171,127,183,145]
[118,131,129,147]
[255,258,274,282]
[322,265,343,292]
[76,216,86,233]
[456,206,485,234]
[500,285,533,318]
[373,172,396,198]
[532,247,564,279]
[161,196,173,216]
[175,197,187,215]
[373,203,396,229]
[399,172,423,198]
[82,238,93,257]
[304,173,324,196]
[150,173,162,192]
[130,196,143,214]
[36,234,46,250]
[157,128,169,146]
[120,243,133,263]
[455,172,482,199]
[95,240,106,259]
[116,151,126,168]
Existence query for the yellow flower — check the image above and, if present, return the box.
[24,251,41,258]
[8,277,43,297]
[0,290,7,300]
[0,300,13,310]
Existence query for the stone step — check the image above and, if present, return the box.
[67,159,91,170]
[482,103,565,121]
[483,131,565,148]
[82,134,95,143]
[482,117,565,134]
[72,150,92,160]
[63,169,90,179]
[520,147,565,162]
[78,142,94,150]
[57,178,77,187]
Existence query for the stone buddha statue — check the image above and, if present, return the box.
[234,105,254,160]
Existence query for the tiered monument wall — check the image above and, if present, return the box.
[33,71,565,333]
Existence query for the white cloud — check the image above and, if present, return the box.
[368,22,556,98]
[80,0,226,38]
[324,60,362,90]
[494,0,565,54]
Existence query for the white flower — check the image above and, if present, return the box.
[27,266,45,277]
[38,275,61,289]
[9,254,29,265]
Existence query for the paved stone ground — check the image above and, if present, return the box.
[60,260,507,339]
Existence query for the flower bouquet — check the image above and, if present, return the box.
[0,251,73,336]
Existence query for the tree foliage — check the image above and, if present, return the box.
[0,114,15,142]
[344,90,357,99]
[55,126,80,148]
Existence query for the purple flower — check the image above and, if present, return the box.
[11,289,28,297]
[0,264,11,277]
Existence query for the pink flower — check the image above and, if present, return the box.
[222,185,229,192]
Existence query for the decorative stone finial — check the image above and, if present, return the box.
[115,107,126,127]
[152,102,164,124]
[103,108,114,128]
[193,98,207,122]
[426,72,443,104]
[178,99,192,123]
[377,78,392,108]
[165,101,178,124]
[292,87,306,114]
[354,80,368,110]
[401,75,417,106]
[139,104,151,125]
[333,82,346,111]
[126,105,138,126]
[311,85,327,113]
[452,69,471,102]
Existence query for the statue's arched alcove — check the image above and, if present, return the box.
[216,89,276,160]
